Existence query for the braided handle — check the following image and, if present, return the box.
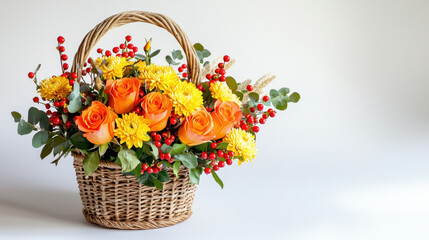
[71,11,201,84]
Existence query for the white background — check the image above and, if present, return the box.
[1,0,429,239]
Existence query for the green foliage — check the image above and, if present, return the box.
[158,169,170,182]
[17,119,35,135]
[270,87,299,111]
[83,151,100,176]
[32,131,48,148]
[67,81,82,113]
[233,91,244,100]
[248,92,259,103]
[290,92,301,103]
[150,49,161,58]
[173,161,181,178]
[39,111,51,131]
[193,43,211,64]
[226,77,237,91]
[171,143,186,155]
[174,153,197,168]
[211,170,224,189]
[118,149,140,172]
[189,167,203,185]
[151,175,163,190]
[99,143,108,157]
[28,107,41,125]
[40,141,53,159]
[11,111,21,123]
[69,132,92,150]
[160,144,173,153]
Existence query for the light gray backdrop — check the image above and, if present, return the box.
[0,0,428,239]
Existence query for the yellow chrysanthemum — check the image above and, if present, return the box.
[114,113,151,149]
[96,56,128,80]
[38,76,72,101]
[165,80,203,117]
[137,62,180,91]
[223,128,257,165]
[209,81,242,106]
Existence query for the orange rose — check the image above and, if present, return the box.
[105,77,140,114]
[141,92,172,131]
[178,107,215,146]
[75,101,118,145]
[211,100,242,139]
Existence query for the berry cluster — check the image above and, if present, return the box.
[177,63,188,79]
[97,35,139,58]
[201,141,234,174]
[205,55,230,84]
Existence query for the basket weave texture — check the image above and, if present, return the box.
[71,10,201,229]
[73,153,197,230]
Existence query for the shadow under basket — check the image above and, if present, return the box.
[72,152,197,230]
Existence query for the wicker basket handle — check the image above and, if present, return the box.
[71,11,201,84]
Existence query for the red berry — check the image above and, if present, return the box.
[133,46,138,52]
[182,72,188,78]
[268,108,273,113]
[46,110,52,115]
[204,167,212,174]
[61,54,68,61]
[33,97,39,103]
[209,153,216,160]
[150,132,156,138]
[162,132,169,138]
[97,48,103,53]
[217,150,224,158]
[252,126,260,133]
[122,52,129,58]
[139,90,145,98]
[245,114,251,118]
[128,51,135,57]
[201,152,208,159]
[182,64,187,68]
[249,107,255,112]
[226,159,233,165]
[57,36,65,44]
[218,62,224,68]
[228,151,234,156]
[247,117,254,124]
[54,101,60,107]
[155,141,162,148]
[127,43,134,49]
[170,135,175,141]
[63,107,69,113]
[219,69,226,75]
[147,167,154,174]
[58,46,65,52]
[105,50,112,56]
[262,114,269,119]
[28,72,35,79]
[154,134,162,141]
[257,104,264,111]
[197,84,203,91]
[71,72,78,79]
[215,69,220,74]
[241,124,249,131]
[211,142,217,149]
[62,63,69,70]
[160,153,165,160]
[246,85,253,91]
[142,164,149,171]
[112,47,120,53]
[220,76,226,82]
[259,118,266,124]
[45,104,51,109]
[69,79,75,85]
[53,117,61,125]
[165,138,172,145]
[125,35,132,42]
[135,107,141,114]
[213,165,219,171]
[223,55,230,62]
[263,96,270,102]
[170,118,177,125]
[206,74,212,80]
[269,111,276,117]
[116,53,122,57]
[164,153,171,160]
[65,121,72,129]
[218,161,225,168]
[206,107,212,112]
[86,67,91,73]
[120,43,126,49]
[153,167,160,174]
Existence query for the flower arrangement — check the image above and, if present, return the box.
[12,35,300,189]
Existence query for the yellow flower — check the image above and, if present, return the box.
[223,128,257,165]
[137,63,180,92]
[165,80,203,117]
[114,112,151,149]
[209,82,242,107]
[38,76,72,101]
[96,56,128,80]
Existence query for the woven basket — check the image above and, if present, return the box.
[71,11,201,230]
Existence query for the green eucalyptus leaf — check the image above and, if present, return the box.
[11,111,21,123]
[39,111,51,131]
[226,77,237,91]
[233,91,244,101]
[174,153,197,169]
[193,43,204,51]
[67,81,82,113]
[17,119,34,135]
[160,144,173,153]
[278,87,290,96]
[40,142,53,159]
[248,92,259,102]
[118,149,140,172]
[171,143,186,155]
[28,107,41,125]
[290,92,301,103]
[149,49,161,57]
[32,131,49,148]
[83,151,100,176]
[202,49,211,58]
